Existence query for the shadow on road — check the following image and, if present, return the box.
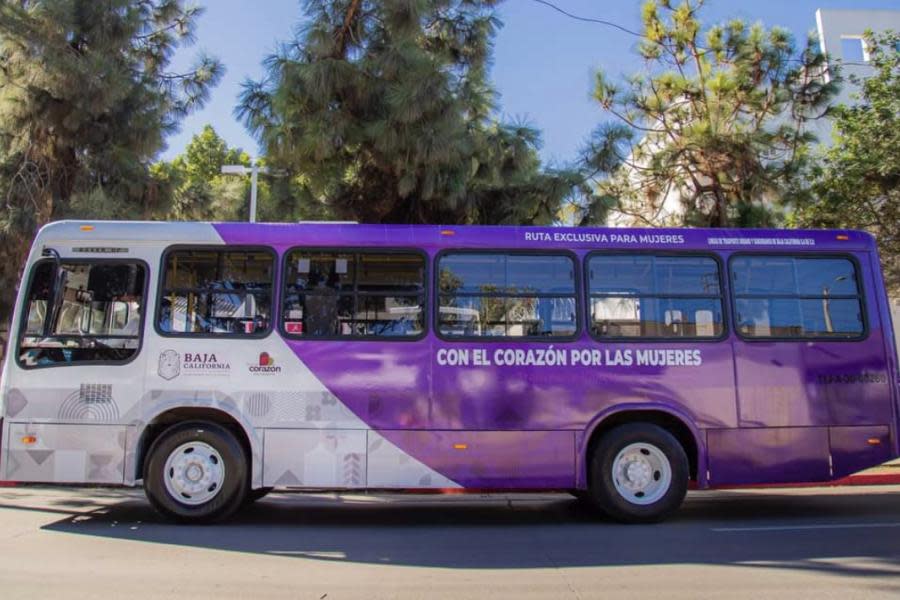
[5,488,900,580]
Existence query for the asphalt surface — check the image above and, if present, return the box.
[1,485,899,599]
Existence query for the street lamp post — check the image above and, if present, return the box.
[221,159,270,223]
[822,275,849,333]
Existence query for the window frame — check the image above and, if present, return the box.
[584,250,729,343]
[15,257,151,370]
[728,252,869,342]
[434,248,583,343]
[155,244,277,339]
[279,246,429,342]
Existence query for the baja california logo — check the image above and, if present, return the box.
[249,351,282,374]
[183,352,231,374]
[158,349,181,380]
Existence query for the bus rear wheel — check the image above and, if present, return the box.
[588,423,688,523]
[144,421,248,523]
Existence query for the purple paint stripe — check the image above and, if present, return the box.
[213,223,875,252]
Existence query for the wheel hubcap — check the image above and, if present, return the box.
[163,442,225,506]
[611,443,672,506]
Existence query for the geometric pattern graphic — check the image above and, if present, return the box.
[2,371,463,490]
[249,390,365,428]
[4,384,127,421]
[245,392,271,418]
[366,430,459,488]
[2,356,464,490]
[5,388,28,418]
[4,422,126,484]
[262,429,368,487]
[259,428,461,489]
[88,453,116,481]
[57,384,119,421]
[80,383,113,404]
[27,450,53,465]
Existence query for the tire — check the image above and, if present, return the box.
[144,421,248,523]
[587,423,689,524]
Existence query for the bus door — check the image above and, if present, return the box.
[2,254,149,484]
[715,253,893,484]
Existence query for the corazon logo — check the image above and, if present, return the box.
[250,351,281,374]
[158,349,180,380]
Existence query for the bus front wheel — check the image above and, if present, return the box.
[144,421,248,523]
[588,423,688,523]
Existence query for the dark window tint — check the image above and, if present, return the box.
[506,255,576,294]
[731,256,859,297]
[19,261,146,366]
[589,255,720,296]
[357,253,425,293]
[655,256,721,295]
[732,256,864,339]
[588,254,724,339]
[283,251,425,338]
[439,254,575,295]
[159,249,273,335]
[587,255,655,295]
[438,253,577,338]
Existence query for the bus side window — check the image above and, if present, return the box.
[282,250,425,339]
[158,248,273,336]
[587,254,724,340]
[17,261,146,367]
[437,253,577,339]
[731,256,864,339]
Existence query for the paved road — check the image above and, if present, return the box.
[1,485,899,599]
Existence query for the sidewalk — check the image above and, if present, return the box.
[841,458,900,485]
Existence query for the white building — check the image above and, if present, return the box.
[816,8,900,107]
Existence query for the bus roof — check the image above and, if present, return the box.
[34,220,877,253]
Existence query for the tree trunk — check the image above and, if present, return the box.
[712,186,727,228]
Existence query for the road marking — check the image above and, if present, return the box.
[268,550,347,558]
[712,522,900,532]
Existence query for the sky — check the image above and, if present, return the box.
[161,0,900,166]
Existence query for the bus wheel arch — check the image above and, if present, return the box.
[136,407,256,489]
[582,408,701,486]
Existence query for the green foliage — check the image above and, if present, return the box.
[179,125,249,184]
[237,0,577,225]
[581,0,838,227]
[156,125,329,223]
[162,125,251,221]
[794,31,900,294]
[0,0,221,325]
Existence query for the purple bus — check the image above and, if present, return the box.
[1,221,897,523]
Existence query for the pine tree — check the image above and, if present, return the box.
[581,0,838,227]
[237,0,577,225]
[0,0,222,327]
